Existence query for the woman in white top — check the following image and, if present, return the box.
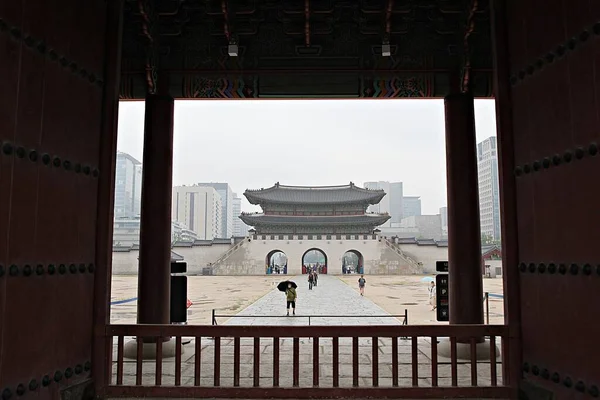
[429,281,437,311]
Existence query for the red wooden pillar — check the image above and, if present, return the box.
[92,0,124,390]
[444,92,485,331]
[491,0,522,388]
[137,88,175,327]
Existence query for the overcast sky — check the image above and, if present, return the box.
[117,99,497,215]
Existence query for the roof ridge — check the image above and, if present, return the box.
[245,183,386,192]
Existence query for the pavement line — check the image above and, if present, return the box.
[216,277,291,324]
[110,297,137,305]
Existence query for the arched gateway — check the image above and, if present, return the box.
[302,248,327,274]
[265,249,287,275]
[342,249,364,274]
[240,183,390,275]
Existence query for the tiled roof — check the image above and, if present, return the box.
[239,213,390,226]
[482,244,501,255]
[244,183,386,205]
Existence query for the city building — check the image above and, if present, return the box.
[477,136,501,241]
[113,217,198,247]
[114,151,142,218]
[112,216,142,247]
[240,182,390,235]
[363,181,403,225]
[196,182,234,237]
[398,215,444,241]
[172,185,222,240]
[439,206,448,236]
[171,221,199,243]
[232,194,250,237]
[402,196,422,218]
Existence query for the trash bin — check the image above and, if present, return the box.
[170,261,188,324]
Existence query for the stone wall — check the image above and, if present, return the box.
[399,244,447,273]
[111,237,457,276]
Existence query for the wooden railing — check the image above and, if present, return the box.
[105,324,511,399]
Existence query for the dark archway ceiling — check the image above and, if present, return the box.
[120,0,492,99]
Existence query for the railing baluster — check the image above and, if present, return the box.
[194,336,201,386]
[175,336,182,386]
[253,337,260,387]
[470,337,478,386]
[214,337,221,387]
[233,337,240,387]
[490,335,497,386]
[391,336,398,387]
[431,336,438,386]
[273,337,280,387]
[313,337,320,387]
[136,338,143,386]
[156,338,163,386]
[352,337,359,387]
[501,335,509,386]
[411,336,418,386]
[450,336,458,386]
[332,337,339,388]
[293,337,300,387]
[372,337,379,387]
[116,335,124,385]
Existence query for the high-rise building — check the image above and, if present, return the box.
[114,151,142,218]
[402,196,422,218]
[363,181,403,225]
[112,217,198,247]
[477,136,501,241]
[439,206,448,236]
[232,194,250,237]
[196,182,234,237]
[172,185,222,240]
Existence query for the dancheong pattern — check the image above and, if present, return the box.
[183,76,259,98]
[360,74,433,98]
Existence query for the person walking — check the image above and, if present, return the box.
[358,275,366,296]
[286,283,297,316]
[313,271,318,287]
[308,272,314,290]
[429,281,437,310]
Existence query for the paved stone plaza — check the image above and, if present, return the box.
[111,275,502,388]
[223,275,404,326]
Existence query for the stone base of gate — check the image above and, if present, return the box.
[437,338,500,361]
[123,338,182,359]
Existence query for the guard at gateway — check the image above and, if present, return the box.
[240,182,391,274]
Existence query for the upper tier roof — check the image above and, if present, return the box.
[239,213,391,226]
[244,183,386,205]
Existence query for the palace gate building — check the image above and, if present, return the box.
[235,182,418,275]
[1,0,599,399]
[240,183,391,236]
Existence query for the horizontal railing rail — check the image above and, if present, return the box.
[106,323,511,399]
[212,309,409,327]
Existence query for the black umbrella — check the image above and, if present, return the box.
[277,281,297,292]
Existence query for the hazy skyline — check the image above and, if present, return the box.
[117,99,497,215]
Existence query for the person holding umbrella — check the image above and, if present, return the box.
[277,280,298,316]
[286,282,297,316]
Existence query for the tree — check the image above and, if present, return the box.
[481,233,501,245]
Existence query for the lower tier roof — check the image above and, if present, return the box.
[239,214,391,226]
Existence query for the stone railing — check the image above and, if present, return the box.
[381,237,422,273]
[210,238,247,266]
